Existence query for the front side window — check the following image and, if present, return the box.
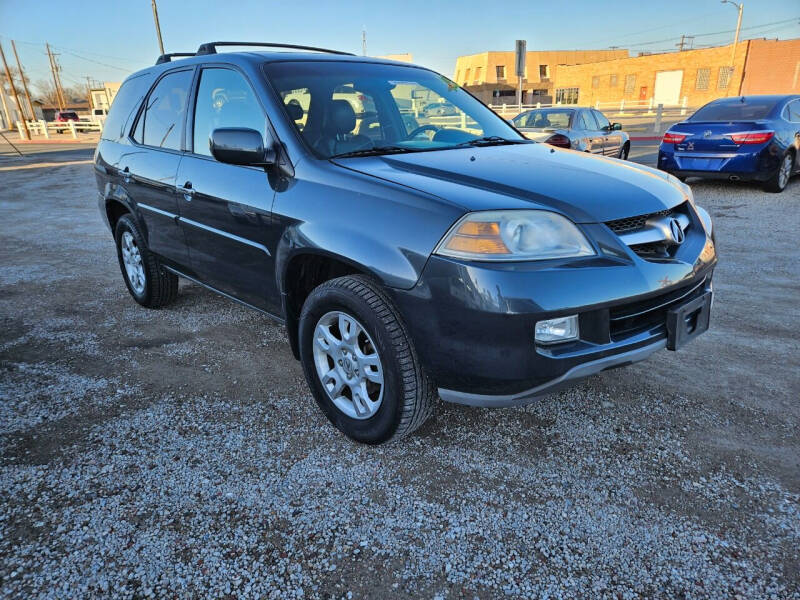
[264,61,522,159]
[136,69,193,150]
[193,68,265,156]
[578,111,596,130]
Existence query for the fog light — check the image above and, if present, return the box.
[535,315,579,344]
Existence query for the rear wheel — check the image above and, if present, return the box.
[299,275,434,444]
[114,214,178,308]
[763,152,794,193]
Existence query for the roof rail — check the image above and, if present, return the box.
[155,52,196,65]
[195,42,354,56]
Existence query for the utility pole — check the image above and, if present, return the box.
[676,35,686,52]
[722,0,743,96]
[0,83,12,131]
[11,40,36,121]
[361,27,367,57]
[151,0,166,55]
[46,43,66,110]
[0,42,30,139]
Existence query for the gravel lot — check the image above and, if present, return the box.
[1,150,799,599]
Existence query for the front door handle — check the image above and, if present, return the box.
[177,181,194,201]
[121,166,131,184]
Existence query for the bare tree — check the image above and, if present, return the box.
[34,79,86,105]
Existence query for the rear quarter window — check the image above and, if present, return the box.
[101,73,154,142]
[689,100,778,122]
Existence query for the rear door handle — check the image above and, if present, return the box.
[177,181,195,200]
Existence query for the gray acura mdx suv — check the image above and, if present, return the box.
[95,42,717,444]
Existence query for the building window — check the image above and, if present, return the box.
[555,87,579,104]
[624,74,636,95]
[718,66,731,89]
[696,68,710,90]
[539,65,550,79]
[474,67,482,83]
[610,74,618,87]
[592,76,600,89]
[464,68,471,83]
[496,65,505,79]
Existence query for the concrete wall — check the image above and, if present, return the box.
[741,38,800,95]
[552,43,751,107]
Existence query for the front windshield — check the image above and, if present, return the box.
[264,60,524,158]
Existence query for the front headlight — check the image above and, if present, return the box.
[434,210,595,261]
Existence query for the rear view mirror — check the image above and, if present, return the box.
[611,122,622,131]
[210,128,275,166]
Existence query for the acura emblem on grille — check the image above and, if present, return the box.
[669,218,685,245]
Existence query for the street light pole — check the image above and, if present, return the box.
[151,0,166,55]
[722,0,743,96]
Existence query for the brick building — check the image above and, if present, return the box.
[453,49,628,104]
[550,38,800,108]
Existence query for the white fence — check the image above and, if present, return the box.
[489,96,690,118]
[16,116,105,140]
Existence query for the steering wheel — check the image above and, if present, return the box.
[406,124,440,140]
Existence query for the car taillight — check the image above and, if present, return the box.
[546,134,570,148]
[727,131,774,145]
[662,132,688,144]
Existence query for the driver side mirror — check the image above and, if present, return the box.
[210,128,276,166]
[611,122,622,131]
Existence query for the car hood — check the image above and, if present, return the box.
[332,142,686,223]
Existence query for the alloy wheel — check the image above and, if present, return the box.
[312,310,384,419]
[120,231,146,294]
[779,155,792,189]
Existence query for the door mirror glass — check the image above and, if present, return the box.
[611,122,622,130]
[210,128,274,166]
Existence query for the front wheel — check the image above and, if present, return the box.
[299,275,434,444]
[763,153,794,193]
[618,142,630,160]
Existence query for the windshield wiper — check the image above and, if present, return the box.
[451,136,526,148]
[329,146,421,159]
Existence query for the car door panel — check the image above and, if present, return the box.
[578,111,603,154]
[176,158,278,311]
[592,110,617,155]
[178,65,280,313]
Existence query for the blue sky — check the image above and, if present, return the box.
[1,0,798,94]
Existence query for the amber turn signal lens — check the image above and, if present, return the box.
[443,220,511,254]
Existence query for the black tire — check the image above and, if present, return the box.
[299,275,435,444]
[114,214,178,308]
[618,141,630,160]
[763,152,794,193]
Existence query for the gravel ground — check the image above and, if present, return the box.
[1,153,799,599]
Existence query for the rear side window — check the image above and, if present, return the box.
[192,68,265,156]
[689,99,778,121]
[134,69,193,150]
[101,73,152,141]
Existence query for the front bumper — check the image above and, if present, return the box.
[388,206,717,405]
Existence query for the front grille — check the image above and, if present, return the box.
[609,277,707,339]
[606,208,673,234]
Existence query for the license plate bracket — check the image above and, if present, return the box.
[666,291,712,351]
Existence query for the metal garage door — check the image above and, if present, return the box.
[654,70,683,106]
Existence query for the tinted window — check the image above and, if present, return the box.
[101,73,152,141]
[137,69,193,150]
[192,68,265,156]
[689,99,778,121]
[784,99,800,122]
[519,109,572,128]
[592,110,610,129]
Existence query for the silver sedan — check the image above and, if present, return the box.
[511,107,630,159]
